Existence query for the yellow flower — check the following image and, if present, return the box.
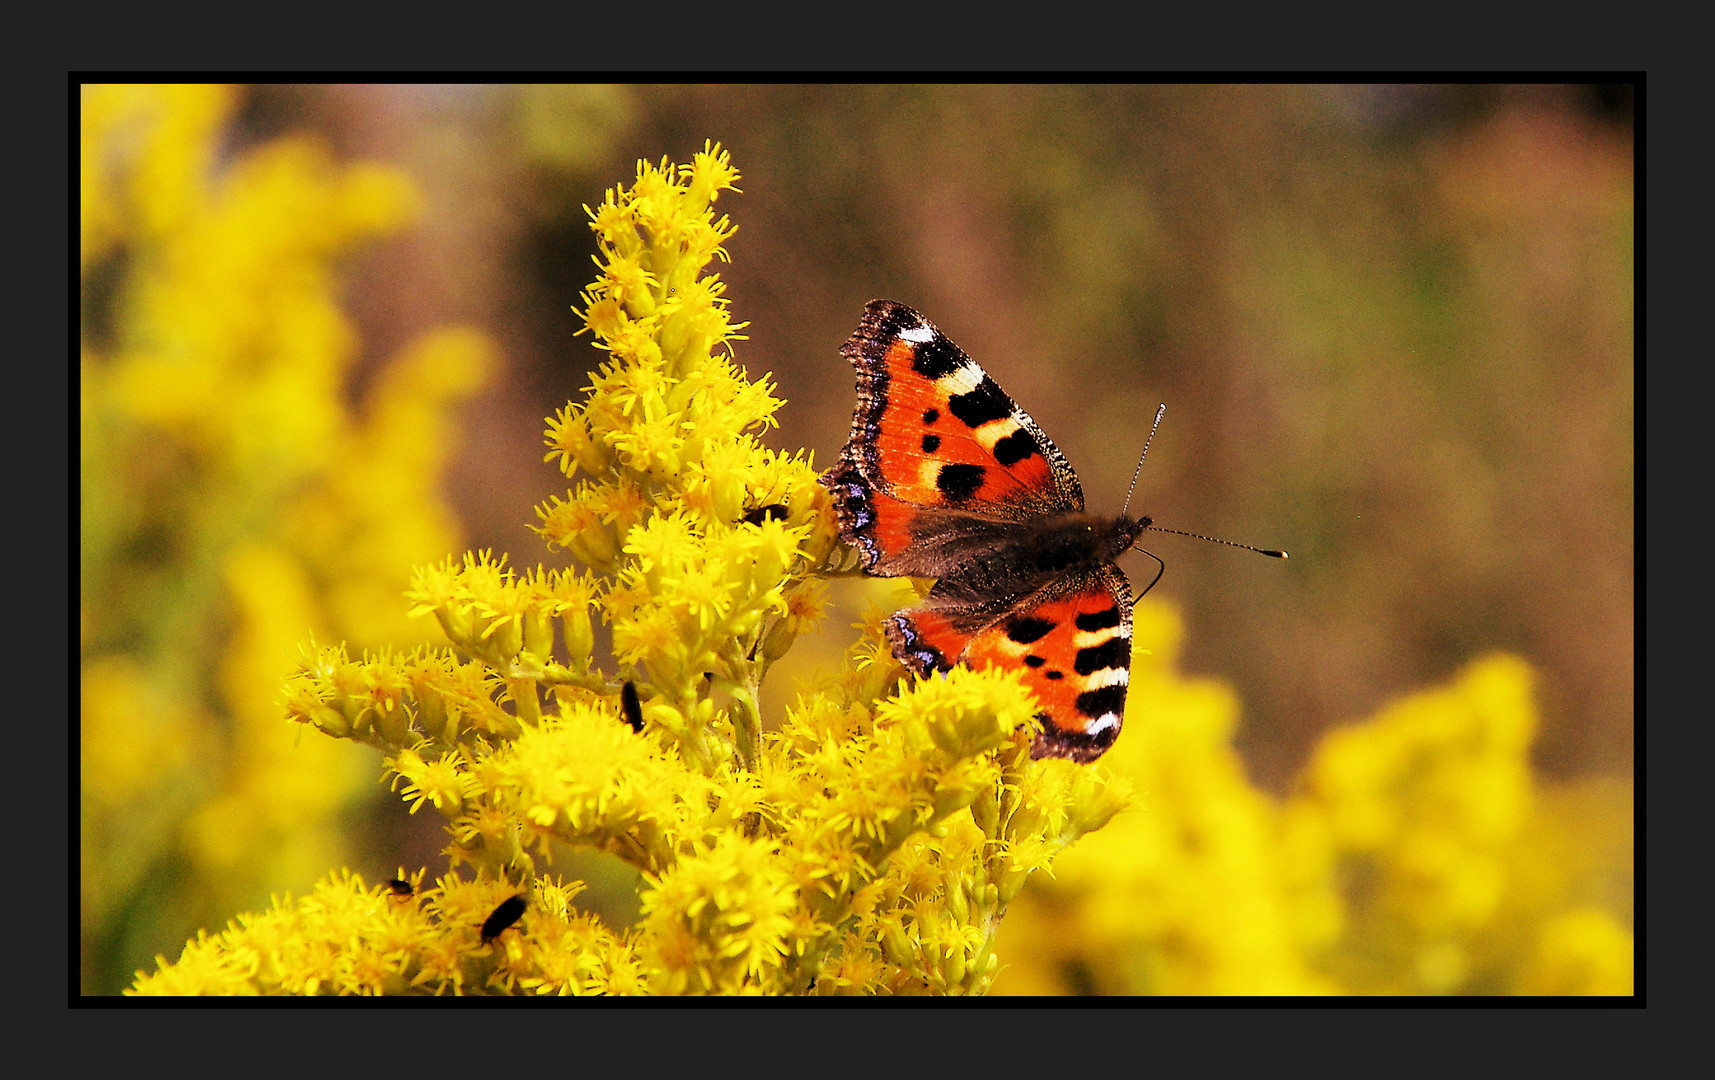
[390,748,471,816]
[130,140,1141,998]
[82,83,492,995]
[638,833,798,993]
[1518,908,1634,995]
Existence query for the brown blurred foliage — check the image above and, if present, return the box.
[247,81,1631,794]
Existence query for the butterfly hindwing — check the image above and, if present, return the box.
[888,563,1133,764]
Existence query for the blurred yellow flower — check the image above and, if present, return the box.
[81,83,494,995]
[994,633,1633,996]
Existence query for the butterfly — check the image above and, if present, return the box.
[821,300,1149,763]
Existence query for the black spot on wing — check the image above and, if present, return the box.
[1074,606,1122,632]
[1075,683,1126,721]
[1074,637,1130,676]
[911,335,965,380]
[992,427,1039,466]
[922,407,940,424]
[936,463,985,501]
[921,434,940,454]
[1006,616,1055,645]
[948,377,1013,429]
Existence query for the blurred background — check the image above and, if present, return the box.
[80,83,1632,995]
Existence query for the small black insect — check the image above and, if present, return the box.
[620,681,645,733]
[385,878,414,898]
[480,894,527,944]
[741,503,790,525]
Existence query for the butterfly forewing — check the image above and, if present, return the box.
[840,301,1083,515]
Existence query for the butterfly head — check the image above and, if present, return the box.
[1106,513,1152,561]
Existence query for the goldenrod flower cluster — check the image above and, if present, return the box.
[81,84,494,995]
[120,135,1628,998]
[131,144,1129,996]
[991,604,1633,996]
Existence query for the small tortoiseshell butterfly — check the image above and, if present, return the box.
[822,300,1150,763]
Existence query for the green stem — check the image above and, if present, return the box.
[730,681,761,774]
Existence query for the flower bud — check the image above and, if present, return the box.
[562,602,594,667]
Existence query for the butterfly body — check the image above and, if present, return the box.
[915,511,1146,609]
[822,300,1146,763]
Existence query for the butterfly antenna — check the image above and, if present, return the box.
[1120,404,1168,518]
[1144,523,1288,559]
[1124,402,1288,560]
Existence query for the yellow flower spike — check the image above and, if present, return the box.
[968,781,1002,841]
[481,613,525,664]
[626,171,673,233]
[506,678,543,728]
[322,656,387,741]
[760,578,827,667]
[135,143,1159,997]
[939,933,967,991]
[684,439,758,524]
[681,140,743,215]
[280,646,357,740]
[606,322,666,370]
[928,772,984,825]
[603,253,658,317]
[1067,764,1132,837]
[491,701,714,873]
[369,684,414,747]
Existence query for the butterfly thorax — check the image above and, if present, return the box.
[926,511,1148,612]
